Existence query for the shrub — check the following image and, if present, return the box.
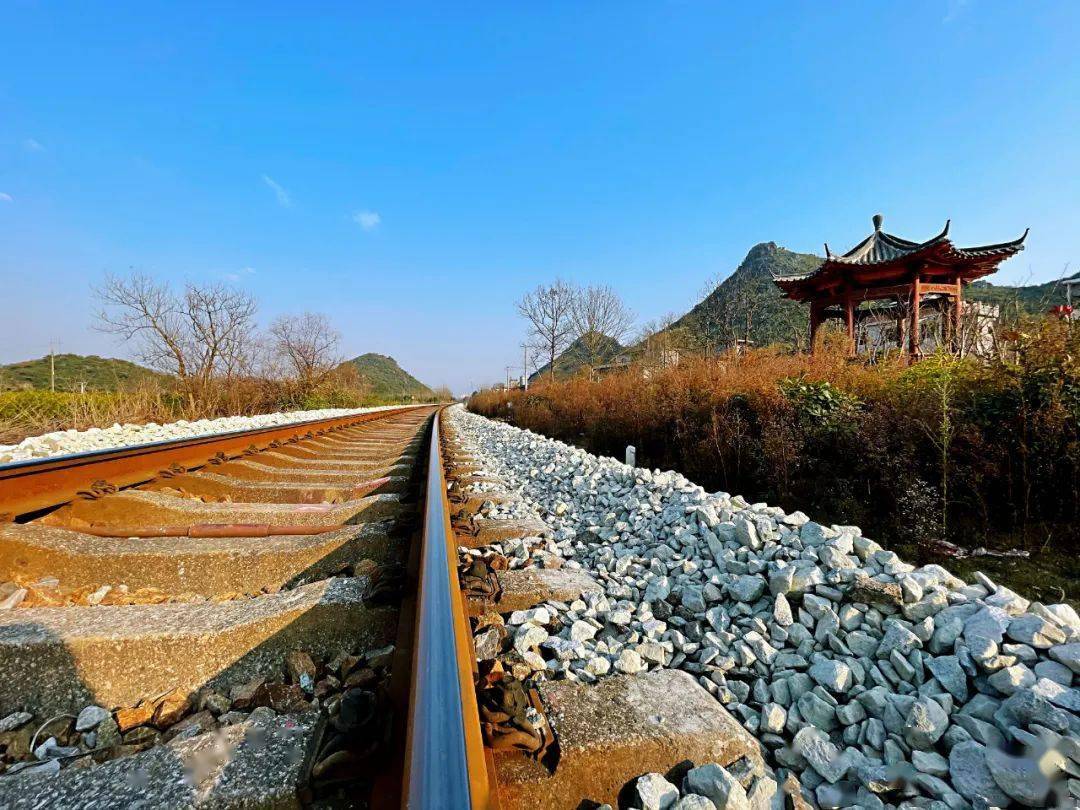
[0,373,448,446]
[469,318,1080,597]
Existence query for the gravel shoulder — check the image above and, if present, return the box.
[0,404,414,465]
[450,405,1080,810]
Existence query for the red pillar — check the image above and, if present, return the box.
[909,278,922,362]
[953,278,963,355]
[844,295,856,357]
[809,302,822,354]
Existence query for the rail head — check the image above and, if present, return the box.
[404,408,491,809]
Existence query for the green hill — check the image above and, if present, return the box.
[0,354,165,392]
[340,353,434,400]
[660,244,1075,352]
[965,271,1078,315]
[661,242,820,351]
[529,334,625,382]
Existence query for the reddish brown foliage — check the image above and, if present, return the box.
[470,322,1080,568]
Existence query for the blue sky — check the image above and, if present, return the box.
[2,1,1078,393]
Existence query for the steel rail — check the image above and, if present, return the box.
[404,408,492,809]
[0,406,423,518]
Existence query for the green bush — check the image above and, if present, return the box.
[780,378,862,427]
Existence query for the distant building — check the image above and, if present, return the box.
[772,214,1028,360]
[592,353,632,378]
[1057,279,1080,321]
[858,300,1000,360]
[491,377,527,392]
[593,349,681,380]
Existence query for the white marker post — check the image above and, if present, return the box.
[625,445,636,467]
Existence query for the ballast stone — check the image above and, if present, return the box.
[902,697,949,749]
[948,741,1011,807]
[728,575,766,603]
[1050,642,1080,674]
[672,795,716,810]
[447,406,1080,810]
[808,660,851,693]
[0,404,411,464]
[74,705,109,732]
[635,773,680,810]
[792,727,848,784]
[682,763,749,810]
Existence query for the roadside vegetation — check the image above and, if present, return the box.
[0,376,427,445]
[470,318,1080,601]
[0,273,450,444]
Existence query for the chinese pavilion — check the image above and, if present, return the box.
[772,215,1028,360]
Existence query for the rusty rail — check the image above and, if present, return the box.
[0,403,495,805]
[404,408,492,808]
[0,406,419,518]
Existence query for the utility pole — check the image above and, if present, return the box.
[49,340,59,392]
[505,365,512,392]
[521,343,529,391]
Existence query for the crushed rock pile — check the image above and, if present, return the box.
[0,404,412,464]
[449,405,1080,809]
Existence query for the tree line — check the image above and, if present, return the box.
[516,281,637,381]
[94,273,353,408]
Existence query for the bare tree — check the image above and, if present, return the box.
[268,312,342,396]
[516,280,576,382]
[635,311,681,364]
[570,284,635,367]
[692,272,727,355]
[184,283,259,380]
[431,385,455,402]
[94,273,257,405]
[634,312,678,345]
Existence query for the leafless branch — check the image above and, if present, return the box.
[93,273,258,402]
[516,280,577,381]
[268,312,342,394]
[570,284,635,367]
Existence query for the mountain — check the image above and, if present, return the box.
[661,242,820,351]
[966,271,1078,314]
[659,244,1075,353]
[529,334,625,382]
[340,353,434,400]
[0,354,165,392]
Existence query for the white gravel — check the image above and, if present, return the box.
[449,405,1080,810]
[0,405,416,465]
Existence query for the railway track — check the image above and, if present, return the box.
[0,406,434,807]
[0,405,762,809]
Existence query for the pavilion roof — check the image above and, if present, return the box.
[773,215,1028,302]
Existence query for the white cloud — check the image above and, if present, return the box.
[23,138,44,152]
[353,210,381,231]
[224,267,256,282]
[262,174,292,207]
[0,192,12,203]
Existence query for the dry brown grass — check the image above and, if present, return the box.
[0,372,437,446]
[0,386,175,445]
[470,321,1080,600]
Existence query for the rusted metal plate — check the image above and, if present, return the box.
[0,407,422,519]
